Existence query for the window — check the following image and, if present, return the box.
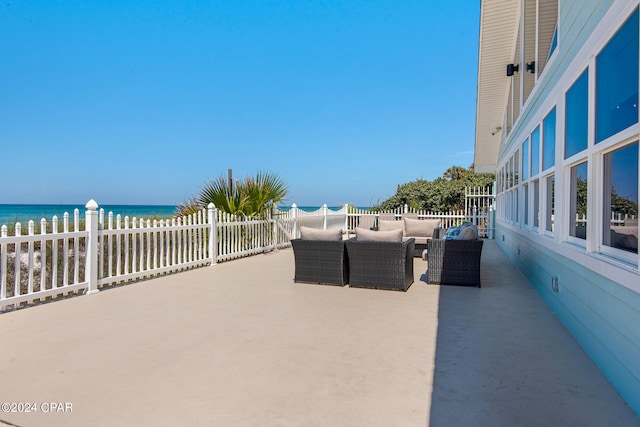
[514,149,520,185]
[531,126,540,176]
[569,162,588,240]
[565,70,589,158]
[538,0,559,76]
[510,188,518,226]
[548,27,558,60]
[543,108,556,171]
[523,139,530,180]
[533,180,540,228]
[546,175,555,233]
[524,184,529,226]
[603,143,638,254]
[596,9,639,143]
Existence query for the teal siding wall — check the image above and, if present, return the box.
[496,224,640,415]
[493,0,640,415]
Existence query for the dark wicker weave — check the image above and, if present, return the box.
[345,238,415,291]
[291,239,348,286]
[426,239,484,287]
[412,227,443,257]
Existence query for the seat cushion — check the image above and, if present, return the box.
[404,218,441,238]
[355,227,403,242]
[412,236,428,245]
[299,226,342,241]
[378,219,405,234]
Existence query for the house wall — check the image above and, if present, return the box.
[493,0,640,415]
[496,225,640,414]
[499,0,615,160]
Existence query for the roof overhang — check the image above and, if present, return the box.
[474,0,520,173]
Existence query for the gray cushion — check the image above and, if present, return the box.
[299,226,342,241]
[378,219,405,234]
[412,236,428,245]
[355,227,403,242]
[404,218,441,238]
[456,223,478,240]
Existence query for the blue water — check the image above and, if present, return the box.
[278,206,370,212]
[278,206,342,212]
[0,204,178,226]
[0,204,370,227]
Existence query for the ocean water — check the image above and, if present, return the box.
[0,204,367,227]
[0,204,178,227]
[277,206,344,212]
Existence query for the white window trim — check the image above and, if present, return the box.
[595,138,639,265]
[496,1,640,294]
[564,159,589,248]
[541,172,555,236]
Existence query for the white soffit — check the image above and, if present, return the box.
[475,0,520,173]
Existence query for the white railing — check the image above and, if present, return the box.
[0,211,89,308]
[346,185,495,238]
[0,201,342,310]
[274,204,348,240]
[347,207,470,232]
[215,210,274,262]
[0,188,494,310]
[98,209,212,288]
[575,213,637,227]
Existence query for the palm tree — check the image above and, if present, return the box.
[442,166,470,181]
[198,176,249,216]
[244,171,289,217]
[177,171,288,218]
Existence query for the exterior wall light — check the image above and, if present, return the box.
[506,63,519,76]
[526,61,536,73]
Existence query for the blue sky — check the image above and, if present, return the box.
[0,1,480,207]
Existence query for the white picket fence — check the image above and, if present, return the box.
[346,186,495,238]
[0,187,495,310]
[575,212,637,226]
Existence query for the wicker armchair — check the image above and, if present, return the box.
[426,239,484,287]
[291,239,348,286]
[345,238,415,291]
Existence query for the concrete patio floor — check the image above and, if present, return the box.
[0,240,638,427]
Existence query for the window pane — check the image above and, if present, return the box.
[565,70,589,158]
[531,126,540,176]
[596,9,639,143]
[533,180,540,228]
[523,139,530,180]
[570,162,588,240]
[546,175,555,232]
[543,108,556,170]
[603,143,638,253]
[524,184,529,226]
[510,188,518,222]
[548,27,558,60]
[514,149,520,185]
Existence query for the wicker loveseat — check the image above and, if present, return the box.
[345,228,415,291]
[426,222,483,287]
[291,227,348,286]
